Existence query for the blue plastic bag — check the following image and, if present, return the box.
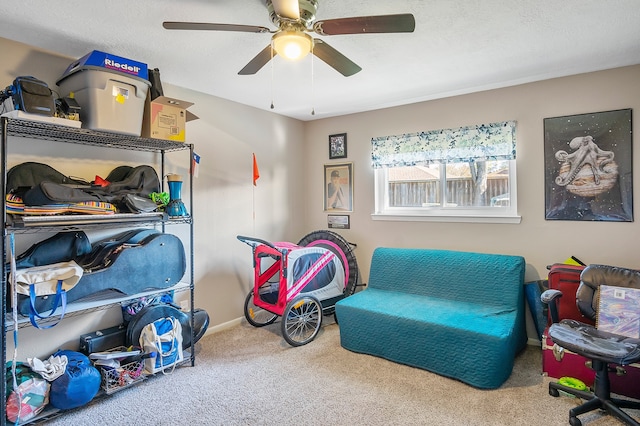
[49,350,100,410]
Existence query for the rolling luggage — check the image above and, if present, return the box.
[545,263,591,325]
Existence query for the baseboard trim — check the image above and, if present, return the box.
[203,319,545,348]
[204,317,243,337]
[527,337,542,347]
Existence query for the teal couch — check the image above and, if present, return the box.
[335,247,527,389]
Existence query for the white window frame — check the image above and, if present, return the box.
[372,160,521,224]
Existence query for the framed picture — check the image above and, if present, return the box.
[328,214,350,229]
[324,162,353,212]
[329,133,347,159]
[544,108,633,221]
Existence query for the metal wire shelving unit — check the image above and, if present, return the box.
[1,116,195,425]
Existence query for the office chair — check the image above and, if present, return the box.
[542,264,640,426]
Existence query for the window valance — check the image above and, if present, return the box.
[371,120,516,169]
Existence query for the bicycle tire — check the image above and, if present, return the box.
[244,290,277,327]
[281,295,322,346]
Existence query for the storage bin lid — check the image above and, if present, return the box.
[57,50,149,86]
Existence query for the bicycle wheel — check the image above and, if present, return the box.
[281,295,322,346]
[244,290,277,327]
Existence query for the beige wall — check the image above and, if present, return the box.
[304,65,640,286]
[2,36,640,354]
[1,37,307,357]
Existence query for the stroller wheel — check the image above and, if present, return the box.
[281,295,323,347]
[244,291,277,327]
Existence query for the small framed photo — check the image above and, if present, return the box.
[329,133,347,159]
[328,214,350,229]
[324,162,353,212]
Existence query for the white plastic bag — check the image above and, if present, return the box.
[6,377,50,423]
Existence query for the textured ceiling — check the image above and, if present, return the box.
[0,0,639,121]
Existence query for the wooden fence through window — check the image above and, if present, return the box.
[389,177,509,207]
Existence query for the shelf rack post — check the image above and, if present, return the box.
[1,117,7,426]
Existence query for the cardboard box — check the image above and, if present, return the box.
[141,95,198,142]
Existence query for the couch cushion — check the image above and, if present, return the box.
[368,248,525,307]
[336,289,522,389]
[343,288,518,337]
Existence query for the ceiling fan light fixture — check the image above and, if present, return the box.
[272,31,313,60]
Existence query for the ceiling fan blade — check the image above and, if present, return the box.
[271,0,300,20]
[313,14,415,36]
[312,39,361,77]
[163,21,271,33]
[238,45,275,75]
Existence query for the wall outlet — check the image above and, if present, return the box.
[179,300,189,311]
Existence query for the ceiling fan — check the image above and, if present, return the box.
[163,0,415,77]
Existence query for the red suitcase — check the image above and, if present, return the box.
[546,263,592,325]
[543,263,640,399]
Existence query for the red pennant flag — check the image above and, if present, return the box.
[252,153,260,186]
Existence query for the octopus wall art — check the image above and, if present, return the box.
[544,109,632,222]
[555,135,617,196]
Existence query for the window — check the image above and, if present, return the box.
[372,121,520,223]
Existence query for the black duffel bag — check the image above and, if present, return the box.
[7,162,89,198]
[8,162,161,212]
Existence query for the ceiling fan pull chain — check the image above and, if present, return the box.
[311,42,315,116]
[270,42,275,109]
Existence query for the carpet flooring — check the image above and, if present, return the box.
[43,319,633,425]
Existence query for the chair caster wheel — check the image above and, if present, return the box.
[569,416,582,426]
[549,388,560,397]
